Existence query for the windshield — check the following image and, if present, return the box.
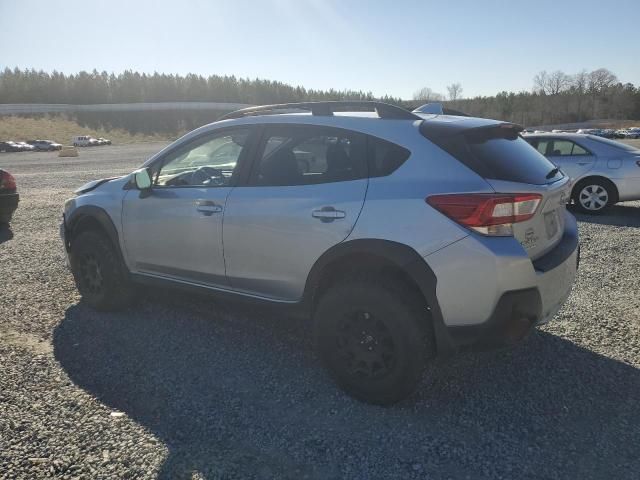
[587,135,639,152]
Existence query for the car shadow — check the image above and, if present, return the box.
[0,224,13,244]
[53,295,640,479]
[570,203,640,227]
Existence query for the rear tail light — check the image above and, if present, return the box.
[427,193,542,236]
[0,171,16,190]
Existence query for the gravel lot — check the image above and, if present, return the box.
[1,144,639,479]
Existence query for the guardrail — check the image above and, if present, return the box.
[0,102,253,115]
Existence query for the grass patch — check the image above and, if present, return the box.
[0,115,178,145]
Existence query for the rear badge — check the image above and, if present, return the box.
[520,228,538,251]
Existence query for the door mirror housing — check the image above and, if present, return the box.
[133,168,152,190]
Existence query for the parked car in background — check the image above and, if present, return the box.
[72,136,99,147]
[0,141,24,153]
[27,139,63,151]
[96,137,112,145]
[524,132,640,213]
[15,142,35,151]
[622,128,640,139]
[0,169,19,224]
[61,101,579,404]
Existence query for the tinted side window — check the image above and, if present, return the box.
[250,126,366,186]
[367,137,411,177]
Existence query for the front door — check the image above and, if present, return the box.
[121,126,255,286]
[223,124,369,301]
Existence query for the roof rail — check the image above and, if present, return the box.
[412,102,470,117]
[219,101,421,121]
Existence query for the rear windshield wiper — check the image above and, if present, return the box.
[546,167,560,179]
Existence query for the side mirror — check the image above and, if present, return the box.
[133,168,152,190]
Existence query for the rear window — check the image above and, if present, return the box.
[423,125,563,185]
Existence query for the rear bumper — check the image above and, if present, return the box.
[0,192,19,217]
[426,210,579,350]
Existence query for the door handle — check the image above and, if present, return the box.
[195,200,223,216]
[312,206,346,222]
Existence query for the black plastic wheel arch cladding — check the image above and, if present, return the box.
[302,239,457,355]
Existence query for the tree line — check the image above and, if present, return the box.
[0,67,402,105]
[1,67,638,134]
[441,69,640,126]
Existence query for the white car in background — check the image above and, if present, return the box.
[524,133,640,213]
[72,136,99,147]
[622,128,640,139]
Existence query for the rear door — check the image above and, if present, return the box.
[223,124,368,301]
[543,138,595,179]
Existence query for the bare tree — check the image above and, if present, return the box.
[534,70,570,95]
[533,70,549,94]
[446,83,463,101]
[571,70,589,120]
[413,86,444,102]
[587,68,618,92]
[587,68,618,117]
[572,70,589,93]
[547,70,571,95]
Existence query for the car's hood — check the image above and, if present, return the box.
[74,176,122,194]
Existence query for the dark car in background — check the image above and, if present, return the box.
[0,141,24,153]
[0,169,19,224]
[27,139,63,151]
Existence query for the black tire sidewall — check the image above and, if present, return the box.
[70,230,132,311]
[314,281,430,405]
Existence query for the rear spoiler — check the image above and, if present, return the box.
[412,102,470,117]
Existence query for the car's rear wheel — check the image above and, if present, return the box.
[573,179,615,214]
[314,279,434,405]
[70,230,134,311]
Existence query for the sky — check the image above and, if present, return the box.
[0,0,638,100]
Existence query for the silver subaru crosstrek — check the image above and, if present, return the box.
[61,102,579,405]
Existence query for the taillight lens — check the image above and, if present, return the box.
[0,171,16,190]
[427,193,542,236]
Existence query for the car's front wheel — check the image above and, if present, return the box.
[70,230,134,311]
[314,278,434,405]
[573,179,615,214]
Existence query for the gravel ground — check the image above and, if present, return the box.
[1,144,639,479]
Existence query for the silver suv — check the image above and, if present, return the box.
[61,102,579,405]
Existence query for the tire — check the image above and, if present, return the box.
[69,230,134,311]
[0,213,11,224]
[314,279,434,405]
[572,178,615,214]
